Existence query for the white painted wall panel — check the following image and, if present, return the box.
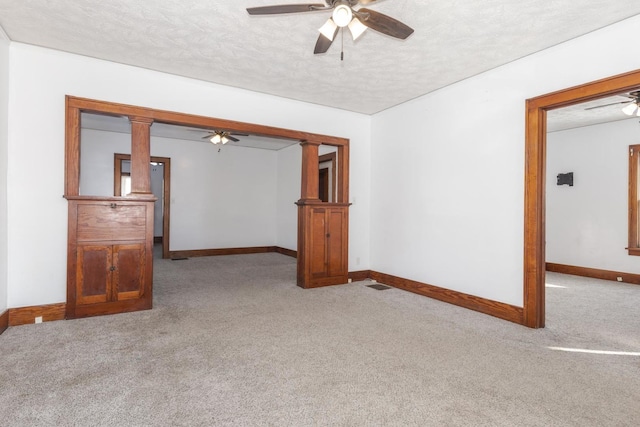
[0,36,9,312]
[276,144,301,251]
[6,43,370,307]
[547,119,640,273]
[371,15,640,306]
[81,129,278,250]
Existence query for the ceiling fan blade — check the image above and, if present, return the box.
[202,134,215,139]
[230,133,249,137]
[226,136,240,142]
[314,28,339,54]
[584,101,631,111]
[247,4,326,15]
[357,8,414,39]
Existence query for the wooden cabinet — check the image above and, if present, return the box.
[76,243,145,305]
[66,197,155,318]
[297,203,349,288]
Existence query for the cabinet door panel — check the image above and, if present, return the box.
[327,209,346,277]
[113,244,145,301]
[77,204,146,242]
[310,207,328,278]
[77,245,111,305]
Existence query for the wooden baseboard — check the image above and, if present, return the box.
[546,263,640,285]
[9,303,66,326]
[369,271,524,325]
[274,247,297,258]
[169,246,298,259]
[0,310,8,335]
[169,246,274,259]
[348,270,371,282]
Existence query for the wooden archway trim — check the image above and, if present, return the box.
[65,96,349,197]
[524,69,640,328]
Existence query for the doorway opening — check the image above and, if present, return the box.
[524,69,640,328]
[114,153,171,259]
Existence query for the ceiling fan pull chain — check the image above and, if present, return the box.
[341,27,344,61]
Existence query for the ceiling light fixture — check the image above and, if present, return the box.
[622,101,640,116]
[332,3,352,27]
[319,18,338,41]
[210,133,229,145]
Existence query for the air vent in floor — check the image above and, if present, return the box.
[367,284,391,291]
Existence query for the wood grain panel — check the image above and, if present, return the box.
[77,244,111,305]
[9,303,66,326]
[370,271,524,325]
[169,246,275,259]
[274,247,297,258]
[114,243,145,299]
[546,263,640,285]
[348,270,371,282]
[76,204,146,242]
[0,310,8,335]
[327,209,345,277]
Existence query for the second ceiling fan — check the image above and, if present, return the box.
[247,0,414,55]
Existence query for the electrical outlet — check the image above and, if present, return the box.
[616,276,623,282]
[347,278,352,283]
[35,316,43,324]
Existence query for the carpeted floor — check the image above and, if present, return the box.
[1,253,638,426]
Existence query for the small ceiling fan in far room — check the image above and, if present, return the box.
[246,0,414,57]
[585,91,640,116]
[202,130,248,145]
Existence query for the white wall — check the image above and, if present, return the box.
[547,119,640,273]
[6,42,371,308]
[0,33,9,313]
[371,15,640,306]
[276,143,301,251]
[81,129,278,250]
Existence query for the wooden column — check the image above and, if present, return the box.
[129,117,154,196]
[299,140,322,202]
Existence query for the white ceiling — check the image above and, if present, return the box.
[1,0,640,118]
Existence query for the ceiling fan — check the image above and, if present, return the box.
[585,91,640,116]
[202,130,248,145]
[246,0,414,55]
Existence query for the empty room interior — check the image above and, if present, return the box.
[1,1,639,425]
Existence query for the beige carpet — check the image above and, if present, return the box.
[1,253,638,426]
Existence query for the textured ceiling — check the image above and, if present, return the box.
[1,1,640,115]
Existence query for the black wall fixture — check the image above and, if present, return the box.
[557,172,573,186]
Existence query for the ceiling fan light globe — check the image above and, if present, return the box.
[221,136,229,144]
[319,18,338,41]
[622,102,638,116]
[348,17,367,40]
[332,4,352,27]
[210,134,222,144]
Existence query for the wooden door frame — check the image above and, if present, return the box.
[524,69,640,328]
[319,152,337,203]
[114,153,171,259]
[65,96,350,285]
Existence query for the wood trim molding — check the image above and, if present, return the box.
[348,270,371,282]
[546,263,640,285]
[169,246,298,259]
[0,310,8,335]
[274,247,297,258]
[370,271,524,325]
[8,303,66,326]
[524,68,640,328]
